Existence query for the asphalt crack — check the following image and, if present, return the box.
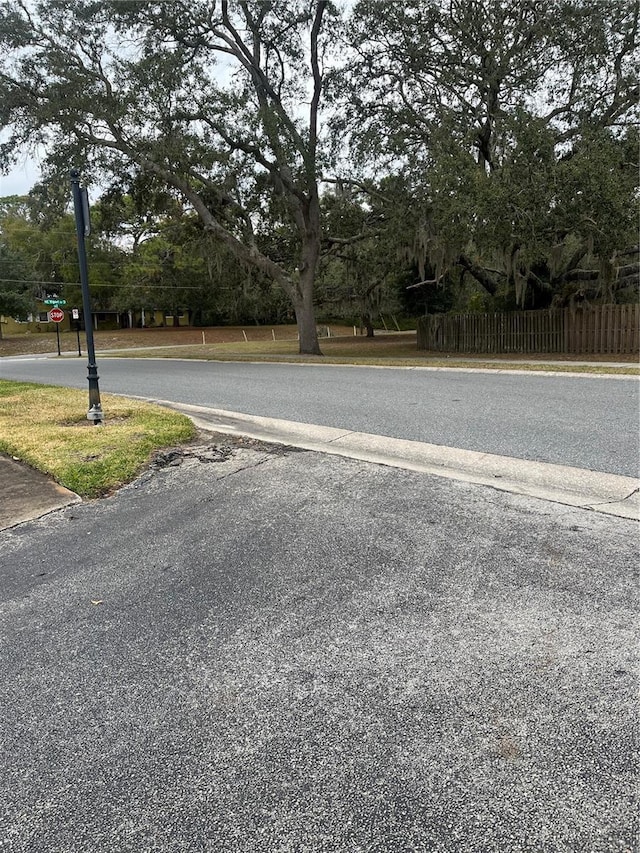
[214,452,276,482]
[326,430,355,444]
[152,433,304,485]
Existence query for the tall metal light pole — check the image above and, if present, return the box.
[70,169,103,424]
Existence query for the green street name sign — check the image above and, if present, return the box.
[44,298,67,306]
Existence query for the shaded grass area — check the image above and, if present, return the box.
[3,325,637,373]
[0,380,195,498]
[106,334,640,375]
[0,324,355,356]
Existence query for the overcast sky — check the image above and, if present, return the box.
[0,158,41,197]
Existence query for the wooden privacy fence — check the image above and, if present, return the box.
[417,304,640,355]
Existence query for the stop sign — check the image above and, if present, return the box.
[49,308,64,323]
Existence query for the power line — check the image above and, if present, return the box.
[91,282,211,290]
[0,278,81,286]
[0,278,211,290]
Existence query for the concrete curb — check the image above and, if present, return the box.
[149,400,640,521]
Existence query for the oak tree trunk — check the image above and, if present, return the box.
[293,207,323,356]
[294,264,322,355]
[362,313,374,337]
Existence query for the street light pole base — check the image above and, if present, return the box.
[87,405,104,424]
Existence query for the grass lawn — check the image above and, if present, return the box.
[1,325,637,374]
[0,380,195,498]
[105,333,640,375]
[0,324,355,356]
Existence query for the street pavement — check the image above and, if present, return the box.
[1,357,638,476]
[1,435,638,852]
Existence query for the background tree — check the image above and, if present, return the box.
[318,183,407,334]
[340,0,639,309]
[0,199,124,313]
[0,184,301,329]
[0,241,34,338]
[101,188,292,326]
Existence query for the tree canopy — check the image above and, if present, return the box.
[0,240,34,336]
[0,0,637,345]
[340,0,639,308]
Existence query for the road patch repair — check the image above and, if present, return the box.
[150,399,640,521]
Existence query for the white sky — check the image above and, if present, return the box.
[0,157,41,197]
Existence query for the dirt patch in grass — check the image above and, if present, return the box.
[59,416,132,427]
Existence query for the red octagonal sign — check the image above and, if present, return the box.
[49,308,64,323]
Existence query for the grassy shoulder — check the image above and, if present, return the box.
[0,380,195,498]
[105,335,640,375]
[2,327,637,374]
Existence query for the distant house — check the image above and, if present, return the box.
[1,301,190,334]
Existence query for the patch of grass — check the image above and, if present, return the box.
[0,380,196,498]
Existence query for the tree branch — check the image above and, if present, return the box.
[406,274,446,290]
[308,1,327,166]
[458,254,499,295]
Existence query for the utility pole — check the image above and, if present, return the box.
[70,169,103,424]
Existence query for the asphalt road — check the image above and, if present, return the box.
[1,441,638,852]
[1,356,638,476]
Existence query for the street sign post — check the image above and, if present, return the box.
[71,308,81,356]
[49,308,64,356]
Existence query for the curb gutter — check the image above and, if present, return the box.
[151,400,640,521]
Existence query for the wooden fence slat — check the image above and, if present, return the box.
[583,308,589,354]
[530,312,535,353]
[537,311,543,352]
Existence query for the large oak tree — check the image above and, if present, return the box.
[0,0,339,353]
